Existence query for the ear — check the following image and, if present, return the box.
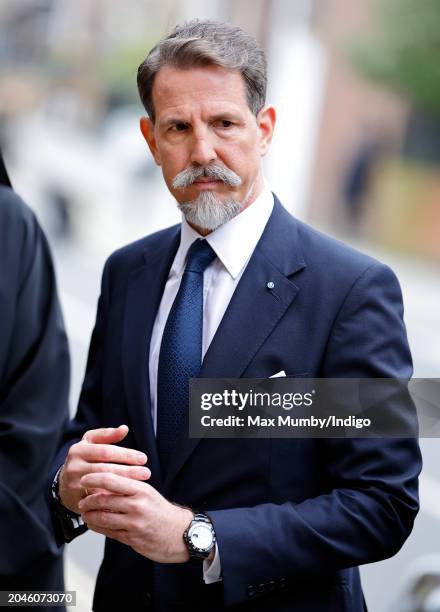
[256,105,276,157]
[140,117,161,166]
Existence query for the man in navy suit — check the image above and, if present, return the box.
[50,20,421,611]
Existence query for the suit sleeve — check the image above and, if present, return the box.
[49,257,112,543]
[208,262,422,607]
[0,199,70,577]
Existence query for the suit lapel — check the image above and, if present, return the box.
[163,197,306,490]
[122,227,180,490]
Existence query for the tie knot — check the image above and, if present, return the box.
[185,239,216,273]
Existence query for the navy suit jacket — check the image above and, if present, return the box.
[53,196,421,611]
[0,187,70,598]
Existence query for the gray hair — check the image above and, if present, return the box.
[178,192,243,231]
[137,19,267,122]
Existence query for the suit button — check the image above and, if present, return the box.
[279,577,287,589]
[247,585,256,598]
[257,583,266,594]
[268,580,276,592]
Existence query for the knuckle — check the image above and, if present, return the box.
[101,511,111,527]
[71,458,87,476]
[100,447,111,462]
[82,429,94,441]
[95,494,107,509]
[129,449,142,464]
[69,456,83,470]
[69,443,81,457]
[128,466,141,478]
[102,473,114,488]
[131,499,144,517]
[68,467,82,480]
[121,449,131,464]
[128,522,137,534]
[132,516,143,530]
[83,428,99,441]
[92,463,106,474]
[63,462,77,478]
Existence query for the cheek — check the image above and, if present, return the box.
[162,168,179,193]
[159,149,186,181]
[222,143,260,176]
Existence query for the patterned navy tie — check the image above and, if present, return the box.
[157,239,216,473]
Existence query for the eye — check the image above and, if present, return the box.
[170,122,188,132]
[216,120,233,128]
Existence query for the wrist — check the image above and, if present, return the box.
[53,466,72,510]
[174,507,193,563]
[51,466,87,540]
[57,464,77,514]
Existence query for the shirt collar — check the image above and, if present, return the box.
[172,185,274,279]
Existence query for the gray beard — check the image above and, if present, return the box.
[177,190,244,231]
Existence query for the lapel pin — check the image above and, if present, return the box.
[266,281,275,289]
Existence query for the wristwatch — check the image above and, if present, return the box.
[183,513,216,560]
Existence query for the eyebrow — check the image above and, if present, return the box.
[210,113,242,122]
[159,112,243,129]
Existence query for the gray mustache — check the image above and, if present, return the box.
[172,164,242,189]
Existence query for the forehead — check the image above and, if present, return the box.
[151,65,249,118]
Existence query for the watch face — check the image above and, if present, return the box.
[189,523,213,551]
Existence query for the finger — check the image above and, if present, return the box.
[81,472,142,496]
[81,487,106,497]
[78,443,147,466]
[82,425,129,444]
[86,463,150,481]
[84,522,129,544]
[82,509,128,531]
[79,492,131,514]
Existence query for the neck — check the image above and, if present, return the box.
[188,223,212,237]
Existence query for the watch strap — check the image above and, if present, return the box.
[183,512,216,560]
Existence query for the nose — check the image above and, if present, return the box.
[189,131,217,166]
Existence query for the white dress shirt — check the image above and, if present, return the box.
[148,185,274,583]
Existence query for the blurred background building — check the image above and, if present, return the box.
[1,1,439,610]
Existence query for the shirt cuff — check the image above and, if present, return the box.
[203,543,222,584]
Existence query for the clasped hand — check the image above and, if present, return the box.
[59,425,192,563]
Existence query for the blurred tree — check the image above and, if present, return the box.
[99,42,154,110]
[350,0,440,121]
[345,0,440,259]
